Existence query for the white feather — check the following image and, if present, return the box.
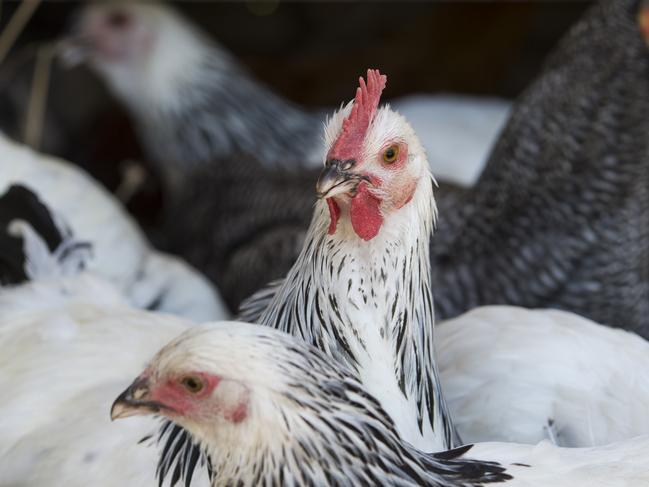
[437,306,649,447]
[0,273,209,486]
[0,132,228,322]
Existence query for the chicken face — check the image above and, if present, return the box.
[110,322,297,451]
[317,70,428,241]
[64,2,206,106]
[70,3,155,65]
[111,348,253,447]
[111,369,249,424]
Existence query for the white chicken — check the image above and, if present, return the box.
[0,185,206,485]
[437,306,649,447]
[0,133,227,322]
[114,321,649,487]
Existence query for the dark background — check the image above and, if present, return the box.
[3,1,592,101]
[0,1,593,220]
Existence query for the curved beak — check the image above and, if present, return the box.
[111,375,167,421]
[316,159,359,199]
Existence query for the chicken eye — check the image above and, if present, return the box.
[382,145,399,164]
[180,376,204,394]
[106,10,130,29]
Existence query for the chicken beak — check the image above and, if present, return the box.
[316,159,358,199]
[111,376,165,420]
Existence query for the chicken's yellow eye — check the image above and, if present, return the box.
[180,376,204,394]
[382,145,399,164]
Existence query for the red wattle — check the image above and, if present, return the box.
[350,183,383,241]
[327,198,340,235]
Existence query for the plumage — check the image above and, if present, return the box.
[160,157,318,310]
[0,184,76,285]
[437,306,649,447]
[430,0,649,335]
[0,191,203,485]
[115,321,649,487]
[0,133,228,322]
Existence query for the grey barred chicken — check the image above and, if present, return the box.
[430,0,649,336]
[161,157,318,310]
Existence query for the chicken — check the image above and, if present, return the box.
[249,69,455,452]
[430,0,649,335]
[437,306,649,447]
[0,133,228,322]
[62,1,509,310]
[0,185,205,485]
[67,1,508,190]
[115,321,649,487]
[234,68,649,458]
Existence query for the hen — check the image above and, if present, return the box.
[430,0,649,335]
[0,133,227,321]
[117,321,649,487]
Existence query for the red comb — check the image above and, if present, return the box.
[328,69,387,161]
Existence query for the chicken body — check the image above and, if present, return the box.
[0,133,227,321]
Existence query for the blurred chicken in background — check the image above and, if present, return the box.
[0,133,228,322]
[66,2,510,193]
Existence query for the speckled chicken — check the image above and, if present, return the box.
[430,0,649,336]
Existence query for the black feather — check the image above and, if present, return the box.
[0,184,63,285]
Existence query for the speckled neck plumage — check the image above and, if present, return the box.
[155,326,507,487]
[259,174,459,452]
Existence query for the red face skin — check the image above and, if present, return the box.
[149,372,249,424]
[327,141,416,241]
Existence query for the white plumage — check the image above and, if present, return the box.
[112,321,649,487]
[0,133,227,322]
[0,273,189,456]
[438,306,649,447]
[0,224,201,484]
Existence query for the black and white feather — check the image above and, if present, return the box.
[0,184,91,285]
